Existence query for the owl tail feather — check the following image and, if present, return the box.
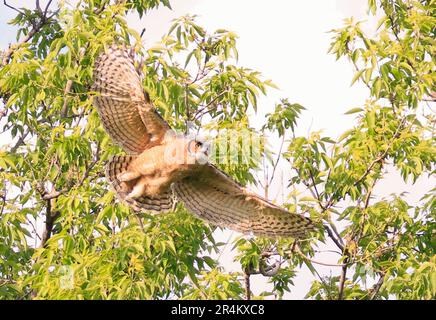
[105,155,174,213]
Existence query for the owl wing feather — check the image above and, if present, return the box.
[173,164,315,238]
[92,45,171,154]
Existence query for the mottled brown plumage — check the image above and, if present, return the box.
[92,45,315,238]
[92,45,170,154]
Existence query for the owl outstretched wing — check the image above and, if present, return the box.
[173,164,315,238]
[92,45,171,154]
[93,46,315,237]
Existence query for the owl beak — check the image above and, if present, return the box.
[201,141,210,156]
[195,152,209,165]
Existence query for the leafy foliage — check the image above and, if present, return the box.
[0,0,434,300]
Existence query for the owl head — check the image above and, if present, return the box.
[162,133,210,166]
[187,135,210,165]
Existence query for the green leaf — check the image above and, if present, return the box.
[344,107,364,115]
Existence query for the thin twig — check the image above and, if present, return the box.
[2,0,57,66]
[43,0,53,17]
[3,0,23,15]
[184,84,190,134]
[262,248,349,268]
[324,224,344,251]
[0,108,7,121]
[308,168,322,205]
[10,129,30,153]
[79,140,101,185]
[26,217,41,241]
[328,219,344,245]
[194,90,229,119]
[268,134,285,185]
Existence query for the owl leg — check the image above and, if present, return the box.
[118,170,141,182]
[126,176,148,199]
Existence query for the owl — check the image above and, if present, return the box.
[92,45,315,239]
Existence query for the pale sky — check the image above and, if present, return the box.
[1,0,433,299]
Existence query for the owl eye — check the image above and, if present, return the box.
[187,140,200,154]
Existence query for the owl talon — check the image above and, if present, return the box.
[118,171,141,182]
[126,179,147,199]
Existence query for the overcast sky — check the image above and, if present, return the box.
[1,0,433,299]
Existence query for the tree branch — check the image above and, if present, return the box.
[369,272,385,300]
[2,1,58,66]
[42,189,65,200]
[244,270,251,300]
[338,247,350,300]
[40,199,60,247]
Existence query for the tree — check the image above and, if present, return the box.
[0,0,434,300]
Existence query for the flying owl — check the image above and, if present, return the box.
[92,45,315,239]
